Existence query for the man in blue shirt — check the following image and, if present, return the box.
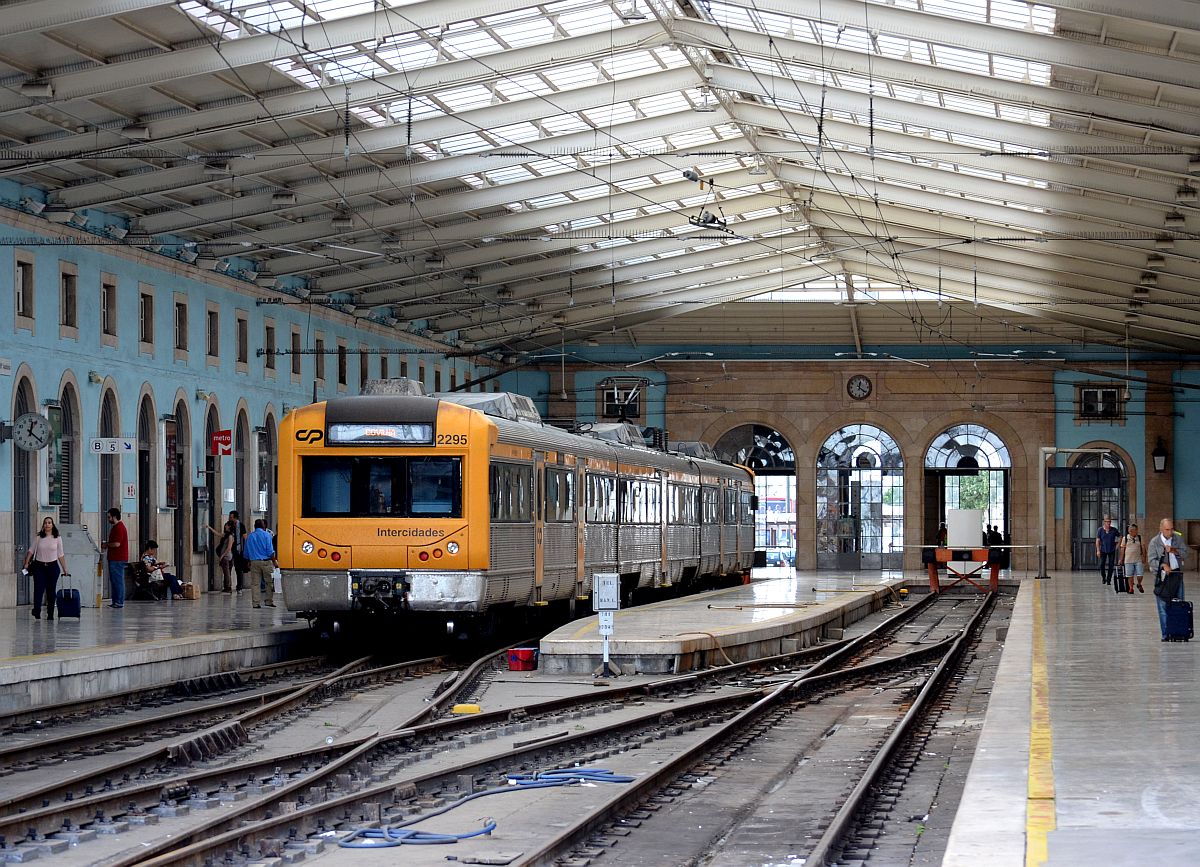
[242,518,277,609]
[1095,516,1120,586]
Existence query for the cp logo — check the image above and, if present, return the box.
[295,429,324,444]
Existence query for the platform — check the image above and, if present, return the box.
[944,572,1200,867]
[0,593,308,714]
[539,569,909,675]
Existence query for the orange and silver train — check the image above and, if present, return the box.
[277,390,758,633]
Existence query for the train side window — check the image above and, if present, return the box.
[585,473,616,523]
[491,462,533,522]
[545,468,574,522]
[701,486,718,523]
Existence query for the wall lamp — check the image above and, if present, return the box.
[87,370,103,384]
[1152,438,1169,473]
[195,389,212,402]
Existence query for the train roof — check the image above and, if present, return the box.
[316,392,750,482]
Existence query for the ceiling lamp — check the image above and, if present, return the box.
[20,81,53,98]
[748,154,768,176]
[330,213,353,231]
[1132,285,1151,297]
[1175,186,1197,202]
[1146,253,1167,268]
[122,124,149,139]
[1154,236,1175,250]
[424,254,444,271]
[203,161,229,177]
[615,0,646,19]
[196,255,218,270]
[552,311,568,324]
[462,271,481,286]
[1164,211,1187,227]
[693,87,718,113]
[19,198,45,214]
[43,205,72,223]
[255,273,277,288]
[271,190,297,205]
[1139,272,1158,287]
[496,286,513,299]
[1189,155,1200,176]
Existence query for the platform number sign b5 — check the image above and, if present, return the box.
[593,572,620,611]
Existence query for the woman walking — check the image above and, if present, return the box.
[207,520,236,592]
[21,516,71,620]
[1119,522,1149,594]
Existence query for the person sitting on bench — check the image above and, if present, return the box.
[141,540,183,600]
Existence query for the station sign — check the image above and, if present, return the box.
[598,610,615,636]
[593,572,620,611]
[90,437,135,453]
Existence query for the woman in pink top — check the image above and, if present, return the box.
[21,516,70,620]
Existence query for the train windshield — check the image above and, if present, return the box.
[301,456,462,518]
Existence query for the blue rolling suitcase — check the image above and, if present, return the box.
[55,578,82,618]
[1165,599,1193,642]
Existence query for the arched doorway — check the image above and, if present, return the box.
[203,404,221,590]
[58,383,81,525]
[258,414,277,528]
[235,409,251,528]
[137,395,156,548]
[924,424,1011,543]
[715,424,796,567]
[816,424,904,571]
[1072,451,1128,571]
[170,400,190,581]
[99,390,120,521]
[13,377,36,604]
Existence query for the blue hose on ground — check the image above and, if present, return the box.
[337,766,633,848]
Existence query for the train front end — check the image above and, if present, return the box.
[278,395,494,629]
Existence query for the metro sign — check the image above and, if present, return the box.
[210,429,232,456]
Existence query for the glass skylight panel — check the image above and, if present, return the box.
[572,185,613,201]
[494,74,556,100]
[932,44,991,76]
[538,115,592,136]
[633,91,692,116]
[527,193,574,209]
[602,51,664,79]
[438,85,497,113]
[440,27,503,59]
[484,166,535,184]
[490,18,557,48]
[939,93,1000,118]
[439,132,491,155]
[550,3,623,36]
[582,103,639,127]
[706,1,757,31]
[668,127,726,149]
[544,62,606,90]
[488,122,543,145]
[526,158,575,177]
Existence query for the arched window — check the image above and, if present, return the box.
[715,424,796,567]
[925,424,1011,469]
[924,424,1011,544]
[59,383,80,524]
[818,424,903,469]
[99,390,120,516]
[714,424,795,471]
[13,377,36,605]
[138,395,156,546]
[816,424,904,570]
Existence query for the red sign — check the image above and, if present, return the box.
[210,429,232,456]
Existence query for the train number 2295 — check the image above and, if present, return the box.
[437,433,468,445]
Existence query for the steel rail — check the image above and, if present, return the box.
[803,590,998,867]
[0,655,328,732]
[0,655,434,827]
[122,598,980,866]
[517,594,989,866]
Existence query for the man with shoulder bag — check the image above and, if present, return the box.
[1148,518,1191,642]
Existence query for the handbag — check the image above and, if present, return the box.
[1155,569,1183,601]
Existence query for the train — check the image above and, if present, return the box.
[277,384,759,636]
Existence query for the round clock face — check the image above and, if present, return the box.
[847,374,873,401]
[13,412,52,451]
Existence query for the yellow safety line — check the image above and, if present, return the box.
[1026,583,1056,867]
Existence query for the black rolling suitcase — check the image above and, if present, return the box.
[1114,573,1128,594]
[55,577,82,618]
[1165,599,1193,641]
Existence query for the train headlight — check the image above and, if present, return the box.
[301,541,314,555]
[446,541,459,555]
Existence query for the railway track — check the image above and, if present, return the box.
[0,592,992,865]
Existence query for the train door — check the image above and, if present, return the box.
[534,451,545,605]
[658,470,668,587]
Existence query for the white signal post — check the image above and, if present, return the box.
[593,572,621,677]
